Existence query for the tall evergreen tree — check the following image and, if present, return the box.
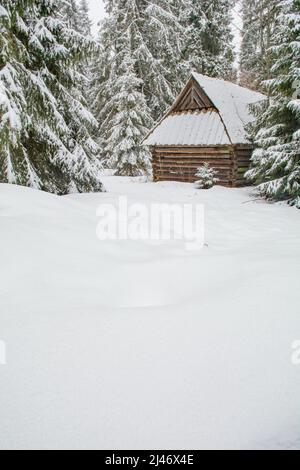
[95,0,153,175]
[78,0,92,36]
[143,0,185,117]
[92,0,184,175]
[0,0,103,194]
[63,0,81,31]
[62,0,95,139]
[182,0,235,78]
[240,0,280,90]
[103,32,153,175]
[246,0,300,208]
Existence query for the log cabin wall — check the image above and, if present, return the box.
[151,145,253,187]
[232,145,253,187]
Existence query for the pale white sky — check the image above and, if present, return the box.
[86,0,106,34]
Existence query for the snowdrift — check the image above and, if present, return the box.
[0,180,300,450]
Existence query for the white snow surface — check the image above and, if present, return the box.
[0,178,300,450]
[143,109,231,146]
[192,73,266,144]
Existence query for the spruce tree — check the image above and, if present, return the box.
[95,0,153,175]
[240,0,280,90]
[0,0,103,194]
[62,0,95,148]
[63,0,81,31]
[92,0,185,175]
[78,0,92,36]
[104,34,153,176]
[182,0,235,78]
[246,0,300,208]
[144,0,186,118]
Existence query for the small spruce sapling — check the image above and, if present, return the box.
[194,164,219,189]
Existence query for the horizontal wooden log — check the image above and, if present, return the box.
[233,145,253,151]
[154,149,232,154]
[153,168,232,177]
[154,172,232,180]
[153,163,232,172]
[152,155,234,164]
[153,158,232,163]
[154,172,232,182]
[154,170,232,178]
[236,154,252,159]
[236,156,252,160]
[234,148,253,152]
[153,147,232,155]
[152,161,232,169]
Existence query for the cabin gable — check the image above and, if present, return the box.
[171,78,214,113]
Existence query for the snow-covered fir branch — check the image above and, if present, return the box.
[246,0,300,207]
[0,0,103,194]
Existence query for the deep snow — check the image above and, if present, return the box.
[0,177,300,450]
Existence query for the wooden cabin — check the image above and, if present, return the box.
[143,73,266,187]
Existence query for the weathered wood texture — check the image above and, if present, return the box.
[151,145,253,187]
[232,146,253,187]
[172,78,213,112]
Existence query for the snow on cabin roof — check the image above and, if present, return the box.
[144,110,231,146]
[143,74,266,147]
[192,73,266,144]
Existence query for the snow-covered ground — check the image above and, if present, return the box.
[0,177,300,450]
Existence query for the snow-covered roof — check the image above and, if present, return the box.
[144,74,266,147]
[144,110,231,146]
[192,73,266,143]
